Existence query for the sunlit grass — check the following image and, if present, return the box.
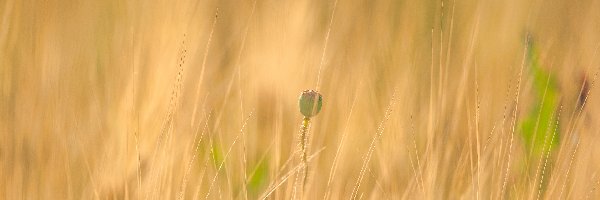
[1,0,600,199]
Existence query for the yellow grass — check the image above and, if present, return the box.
[1,0,600,199]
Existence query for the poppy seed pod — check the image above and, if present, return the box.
[299,90,323,118]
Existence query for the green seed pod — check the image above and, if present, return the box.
[299,90,323,118]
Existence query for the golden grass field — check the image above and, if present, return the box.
[2,0,600,199]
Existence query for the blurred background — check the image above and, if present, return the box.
[1,0,600,199]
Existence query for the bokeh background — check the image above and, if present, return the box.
[1,0,600,199]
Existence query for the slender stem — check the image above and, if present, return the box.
[299,117,311,196]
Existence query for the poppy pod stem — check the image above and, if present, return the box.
[295,90,323,196]
[300,117,311,189]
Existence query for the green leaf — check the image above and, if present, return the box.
[247,158,269,197]
[520,40,560,157]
